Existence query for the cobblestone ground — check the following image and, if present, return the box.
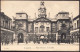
[1,42,79,51]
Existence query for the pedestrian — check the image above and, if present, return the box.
[11,39,13,44]
[57,39,60,44]
[33,38,36,44]
[71,38,74,44]
[25,38,28,44]
[2,40,4,45]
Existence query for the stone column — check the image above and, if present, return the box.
[56,32,58,41]
[8,20,9,29]
[10,20,12,29]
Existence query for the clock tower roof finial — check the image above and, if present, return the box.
[41,1,44,6]
[38,1,47,18]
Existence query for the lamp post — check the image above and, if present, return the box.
[48,30,51,42]
[47,31,49,42]
[34,31,36,43]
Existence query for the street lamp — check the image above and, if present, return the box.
[48,30,51,42]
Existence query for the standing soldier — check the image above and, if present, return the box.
[2,40,4,45]
[25,35,29,44]
[33,36,36,44]
[37,37,40,44]
[71,38,74,44]
[25,38,28,44]
[11,39,13,44]
[57,39,60,44]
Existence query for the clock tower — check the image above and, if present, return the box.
[38,1,47,18]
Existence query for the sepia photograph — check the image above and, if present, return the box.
[0,0,79,51]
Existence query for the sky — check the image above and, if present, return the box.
[1,1,79,20]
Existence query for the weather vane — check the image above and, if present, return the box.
[41,1,44,6]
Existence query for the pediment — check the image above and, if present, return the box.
[34,17,51,22]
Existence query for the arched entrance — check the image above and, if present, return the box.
[40,35,45,40]
[61,33,66,43]
[40,35,47,43]
[18,33,24,43]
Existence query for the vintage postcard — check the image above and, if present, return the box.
[0,0,79,51]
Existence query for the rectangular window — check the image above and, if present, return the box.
[35,27,38,33]
[9,21,10,29]
[74,23,76,29]
[40,28,44,33]
[77,20,79,28]
[28,24,32,32]
[20,14,22,17]
[3,21,5,27]
[52,28,56,33]
[62,14,65,17]
[46,27,49,32]
[41,28,43,32]
[52,23,55,28]
[1,20,3,27]
[5,20,8,28]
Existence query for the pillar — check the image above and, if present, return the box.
[56,32,58,41]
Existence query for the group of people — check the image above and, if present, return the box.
[26,37,75,44]
[1,39,14,45]
[1,38,75,45]
[57,38,74,44]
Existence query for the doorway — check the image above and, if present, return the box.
[18,33,24,43]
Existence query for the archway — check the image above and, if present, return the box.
[18,33,24,43]
[40,35,45,40]
[40,35,46,43]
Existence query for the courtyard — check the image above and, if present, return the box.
[1,42,79,51]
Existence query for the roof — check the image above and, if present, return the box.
[33,17,51,22]
[16,11,27,14]
[0,12,12,20]
[58,11,69,14]
[14,19,27,21]
[57,17,70,20]
[73,15,79,21]
[51,18,57,21]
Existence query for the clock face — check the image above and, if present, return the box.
[42,11,44,13]
[41,9,44,13]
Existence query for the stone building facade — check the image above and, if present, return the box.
[70,15,79,43]
[56,12,72,43]
[0,12,14,44]
[14,1,72,43]
[14,13,28,43]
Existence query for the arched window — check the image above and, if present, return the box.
[40,25,45,32]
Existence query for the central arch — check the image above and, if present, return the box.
[18,33,24,43]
